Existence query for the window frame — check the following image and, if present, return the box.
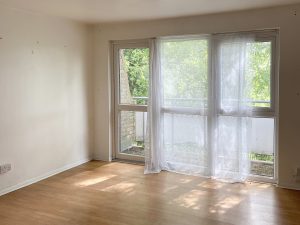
[212,30,279,183]
[251,32,278,117]
[110,30,279,182]
[248,30,279,183]
[214,30,278,118]
[111,39,150,162]
[159,35,211,117]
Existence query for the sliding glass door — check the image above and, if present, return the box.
[113,40,150,161]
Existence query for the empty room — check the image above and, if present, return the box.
[1,0,300,224]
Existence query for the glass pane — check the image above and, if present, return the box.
[216,116,246,173]
[163,113,209,175]
[219,41,272,112]
[119,111,147,156]
[246,42,272,107]
[216,116,275,178]
[119,48,149,105]
[219,42,244,113]
[250,118,274,177]
[160,39,208,108]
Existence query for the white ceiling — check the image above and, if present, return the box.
[0,0,300,23]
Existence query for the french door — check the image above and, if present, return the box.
[112,40,150,161]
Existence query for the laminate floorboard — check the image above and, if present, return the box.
[1,161,300,225]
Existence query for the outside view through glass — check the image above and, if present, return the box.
[119,48,149,157]
[118,42,274,177]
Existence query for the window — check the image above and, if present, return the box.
[161,38,208,109]
[247,41,272,108]
[112,30,278,181]
[215,32,277,179]
[113,40,149,161]
[119,48,149,106]
[160,37,210,175]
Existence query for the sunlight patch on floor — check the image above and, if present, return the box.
[178,178,193,184]
[256,183,271,189]
[75,174,117,187]
[100,181,136,195]
[198,180,225,190]
[209,196,243,214]
[173,189,207,209]
[163,185,178,193]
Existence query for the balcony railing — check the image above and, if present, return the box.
[125,96,274,177]
[133,96,270,107]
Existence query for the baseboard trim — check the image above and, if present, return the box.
[0,158,92,197]
[277,183,300,191]
[93,155,111,162]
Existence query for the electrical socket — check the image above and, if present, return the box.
[0,164,12,174]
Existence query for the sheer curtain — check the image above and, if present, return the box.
[213,34,254,181]
[145,34,254,182]
[144,39,163,173]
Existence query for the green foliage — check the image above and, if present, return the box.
[249,152,274,162]
[122,40,271,108]
[161,40,208,107]
[134,141,145,148]
[247,42,271,107]
[122,48,149,105]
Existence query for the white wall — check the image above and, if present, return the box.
[0,6,93,194]
[93,4,300,189]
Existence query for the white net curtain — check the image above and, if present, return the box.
[145,34,255,182]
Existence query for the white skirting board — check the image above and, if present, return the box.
[0,158,92,197]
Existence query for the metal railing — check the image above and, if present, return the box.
[131,96,274,156]
[132,96,270,106]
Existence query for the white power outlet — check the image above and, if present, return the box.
[0,164,12,174]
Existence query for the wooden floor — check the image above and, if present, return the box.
[1,161,300,225]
